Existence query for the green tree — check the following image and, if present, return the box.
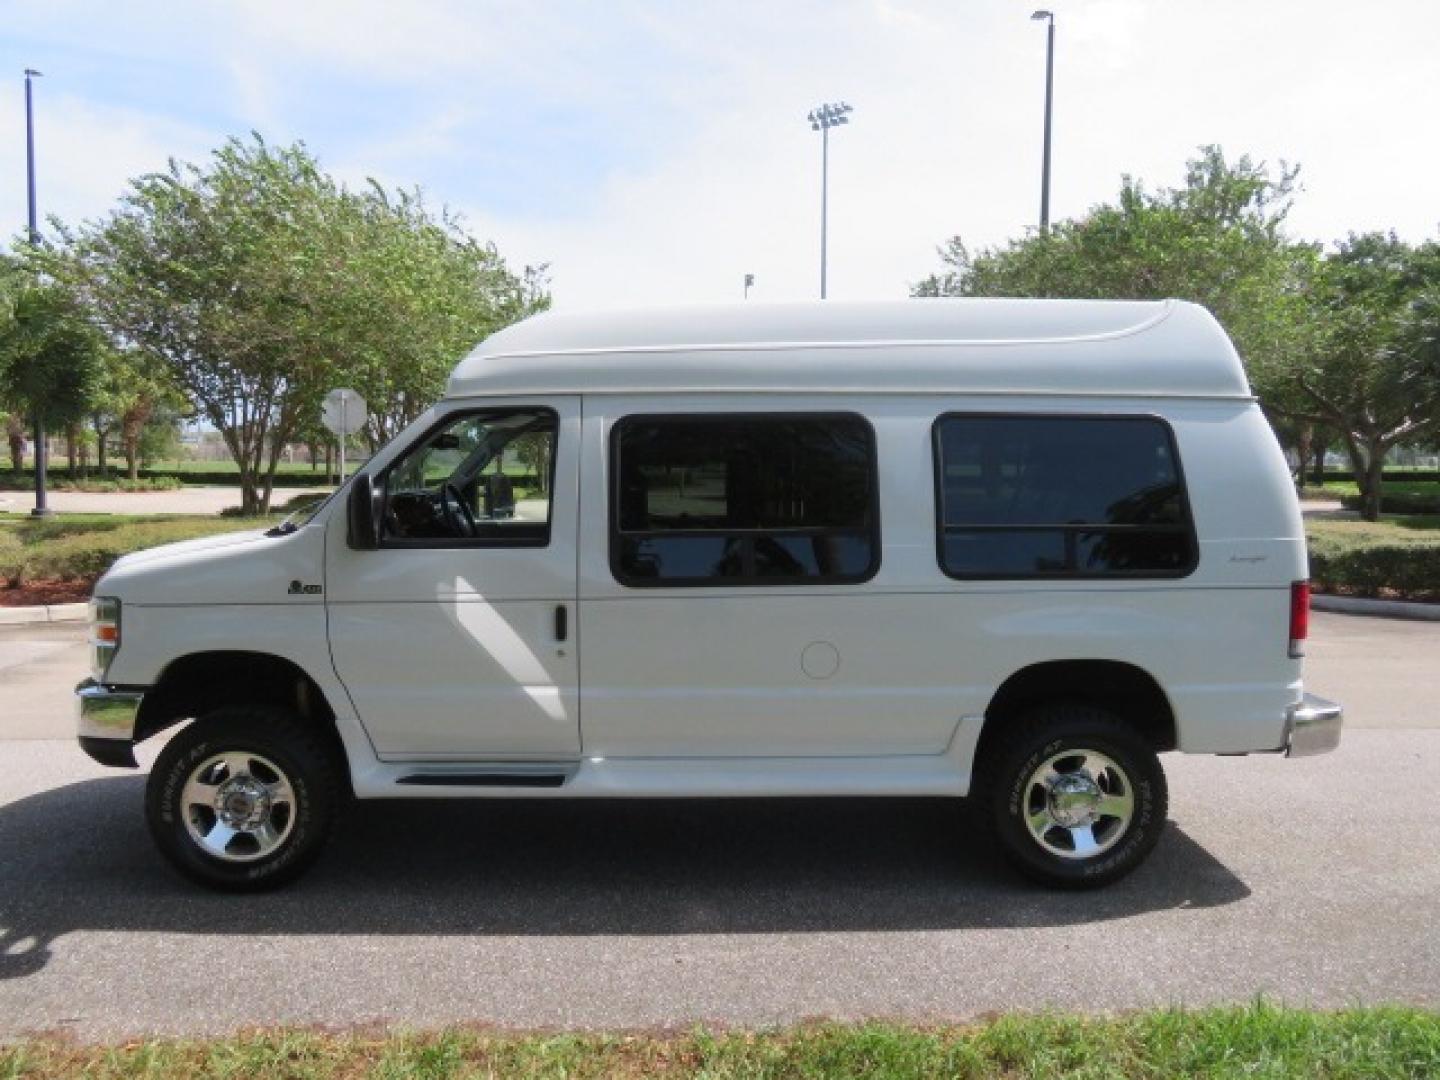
[1394,281,1440,425]
[2,410,23,474]
[291,412,334,479]
[306,184,549,450]
[57,138,343,513]
[60,135,547,513]
[1270,234,1440,519]
[913,148,1440,513]
[88,345,187,480]
[914,147,1309,394]
[137,402,185,467]
[512,429,552,496]
[0,261,104,474]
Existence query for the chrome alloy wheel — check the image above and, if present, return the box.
[1022,748,1135,860]
[181,751,297,863]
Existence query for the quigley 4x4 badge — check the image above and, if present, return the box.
[287,580,322,595]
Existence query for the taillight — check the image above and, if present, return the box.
[1289,580,1309,658]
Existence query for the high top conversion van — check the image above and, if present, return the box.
[77,299,1342,891]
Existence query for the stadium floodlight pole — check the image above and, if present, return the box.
[24,68,52,518]
[807,101,853,299]
[1031,10,1055,235]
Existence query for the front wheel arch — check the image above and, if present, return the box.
[135,651,343,760]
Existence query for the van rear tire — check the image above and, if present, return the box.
[975,704,1167,889]
[145,707,341,891]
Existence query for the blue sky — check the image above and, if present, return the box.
[2,1,1438,310]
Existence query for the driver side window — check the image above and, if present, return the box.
[381,408,557,546]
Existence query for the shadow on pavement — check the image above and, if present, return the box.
[0,775,1249,979]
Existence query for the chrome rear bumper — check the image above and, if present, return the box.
[1285,693,1343,758]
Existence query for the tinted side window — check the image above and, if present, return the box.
[612,414,879,586]
[935,415,1195,578]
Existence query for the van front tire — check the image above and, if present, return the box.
[977,704,1167,889]
[145,707,341,891]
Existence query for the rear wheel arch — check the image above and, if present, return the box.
[976,659,1178,767]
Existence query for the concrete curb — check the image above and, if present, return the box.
[1312,593,1440,622]
[0,602,87,626]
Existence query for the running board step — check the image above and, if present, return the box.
[396,770,570,788]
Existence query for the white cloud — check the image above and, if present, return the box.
[0,92,215,240]
[226,57,280,132]
[394,0,1440,309]
[1065,0,1150,71]
[454,1,1059,308]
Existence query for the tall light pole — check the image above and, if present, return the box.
[807,101,853,299]
[1031,11,1055,234]
[24,68,51,518]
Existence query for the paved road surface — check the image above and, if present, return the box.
[1,614,1437,1039]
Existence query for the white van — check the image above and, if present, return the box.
[76,299,1341,891]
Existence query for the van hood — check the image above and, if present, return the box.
[109,528,272,570]
[95,523,327,608]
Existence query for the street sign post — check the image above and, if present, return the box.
[321,388,367,484]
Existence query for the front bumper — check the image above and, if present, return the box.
[1285,693,1343,758]
[76,678,145,768]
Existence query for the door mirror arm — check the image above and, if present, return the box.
[347,473,382,550]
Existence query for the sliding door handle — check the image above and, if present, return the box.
[554,604,568,642]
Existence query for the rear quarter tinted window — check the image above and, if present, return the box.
[934,414,1196,579]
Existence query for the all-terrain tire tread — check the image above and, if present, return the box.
[144,706,342,892]
[971,703,1168,890]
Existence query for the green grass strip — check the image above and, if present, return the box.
[3,1004,1438,1078]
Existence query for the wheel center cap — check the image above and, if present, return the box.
[1048,774,1101,827]
[216,777,271,829]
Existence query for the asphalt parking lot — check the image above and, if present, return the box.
[1,613,1437,1039]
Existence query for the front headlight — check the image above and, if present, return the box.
[88,596,121,680]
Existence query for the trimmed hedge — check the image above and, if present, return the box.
[1340,493,1440,515]
[1310,546,1440,599]
[2,468,326,489]
[1316,468,1440,483]
[0,473,184,493]
[1307,520,1440,601]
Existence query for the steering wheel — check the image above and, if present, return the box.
[439,482,478,538]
